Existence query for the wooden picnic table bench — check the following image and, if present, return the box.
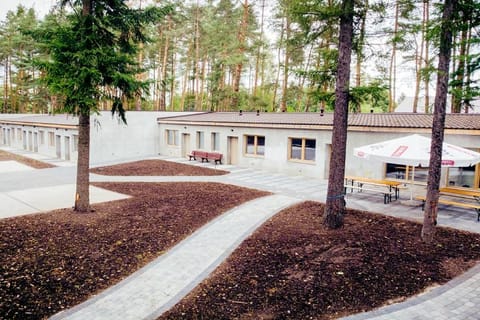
[345,176,402,201]
[440,187,480,200]
[344,183,394,204]
[415,190,480,221]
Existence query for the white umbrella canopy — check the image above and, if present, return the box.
[353,134,480,168]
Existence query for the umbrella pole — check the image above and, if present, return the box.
[409,166,415,201]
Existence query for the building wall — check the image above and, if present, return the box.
[89,111,194,165]
[0,123,78,161]
[160,123,480,183]
[160,123,334,179]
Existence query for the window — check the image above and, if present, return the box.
[73,135,79,152]
[39,131,45,145]
[166,129,179,146]
[289,138,316,162]
[48,132,55,147]
[385,164,428,182]
[245,135,265,156]
[196,131,204,149]
[211,132,220,151]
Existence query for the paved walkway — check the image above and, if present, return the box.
[1,149,479,319]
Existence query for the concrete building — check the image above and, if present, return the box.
[1,111,479,189]
[157,112,480,189]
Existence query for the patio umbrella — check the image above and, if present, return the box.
[353,134,480,200]
[354,134,480,168]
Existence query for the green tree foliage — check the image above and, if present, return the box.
[31,0,172,212]
[34,0,172,120]
[449,0,480,112]
[0,6,45,113]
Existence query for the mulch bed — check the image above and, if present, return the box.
[0,150,55,169]
[1,156,480,320]
[160,201,480,320]
[90,159,228,176]
[0,182,269,320]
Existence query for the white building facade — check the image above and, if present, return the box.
[1,111,480,189]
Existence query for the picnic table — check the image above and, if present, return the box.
[440,187,480,200]
[344,176,402,204]
[416,187,480,221]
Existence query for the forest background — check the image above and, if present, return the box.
[0,0,478,115]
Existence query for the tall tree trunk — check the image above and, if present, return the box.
[158,19,171,111]
[253,0,266,97]
[421,0,456,243]
[452,27,467,113]
[272,20,284,112]
[194,1,201,111]
[75,113,91,212]
[388,1,399,112]
[74,0,93,213]
[3,57,9,113]
[180,41,193,111]
[413,0,428,113]
[355,0,368,89]
[135,44,144,111]
[464,27,472,113]
[423,1,430,113]
[232,0,249,108]
[280,17,290,112]
[169,48,176,110]
[323,0,354,229]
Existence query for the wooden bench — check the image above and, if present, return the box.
[188,150,223,165]
[206,152,222,164]
[344,184,394,204]
[345,176,401,200]
[188,150,208,162]
[415,195,480,221]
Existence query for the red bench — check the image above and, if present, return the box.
[188,150,222,165]
[188,150,208,162]
[206,152,222,165]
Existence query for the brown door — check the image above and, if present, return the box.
[227,136,239,165]
[182,133,191,158]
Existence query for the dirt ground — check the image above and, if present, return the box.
[160,201,480,319]
[0,150,55,169]
[90,159,228,176]
[1,153,480,320]
[0,182,268,319]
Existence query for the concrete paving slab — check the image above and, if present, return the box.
[3,184,129,219]
[0,193,38,218]
[0,160,35,173]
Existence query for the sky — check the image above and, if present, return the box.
[0,0,55,20]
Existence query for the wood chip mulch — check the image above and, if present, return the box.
[160,201,480,320]
[90,159,228,176]
[0,182,269,319]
